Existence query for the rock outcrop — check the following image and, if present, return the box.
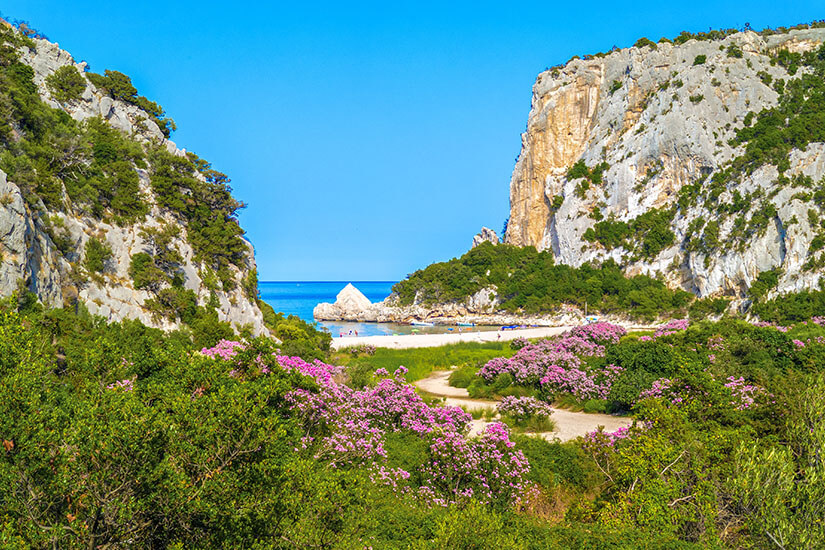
[472,227,499,248]
[504,27,825,303]
[0,26,267,334]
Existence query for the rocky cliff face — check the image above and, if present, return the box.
[506,27,825,304]
[0,25,266,334]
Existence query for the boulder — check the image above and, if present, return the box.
[313,283,375,320]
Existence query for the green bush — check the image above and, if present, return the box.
[45,65,85,102]
[129,253,168,291]
[392,243,692,320]
[448,364,477,388]
[692,54,707,65]
[87,70,175,137]
[83,237,112,274]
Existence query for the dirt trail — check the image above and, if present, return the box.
[415,371,632,442]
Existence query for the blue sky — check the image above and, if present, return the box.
[6,1,823,280]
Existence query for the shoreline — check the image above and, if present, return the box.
[331,323,658,350]
[332,326,565,350]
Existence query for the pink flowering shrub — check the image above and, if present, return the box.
[285,364,471,466]
[417,423,530,508]
[510,336,529,350]
[201,339,245,360]
[752,321,790,332]
[654,319,689,338]
[497,396,553,423]
[724,376,767,410]
[193,348,532,508]
[478,323,626,399]
[569,322,627,345]
[582,426,631,450]
[106,377,135,391]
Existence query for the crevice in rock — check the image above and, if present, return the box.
[775,215,787,268]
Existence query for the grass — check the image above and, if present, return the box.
[502,414,558,434]
[461,405,497,421]
[333,341,515,382]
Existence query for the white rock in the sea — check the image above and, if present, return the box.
[313,283,374,320]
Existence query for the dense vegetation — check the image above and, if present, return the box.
[0,22,257,331]
[3,287,823,547]
[582,207,676,260]
[393,242,693,320]
[0,23,246,262]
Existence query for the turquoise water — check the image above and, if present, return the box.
[258,281,499,338]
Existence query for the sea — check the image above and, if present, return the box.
[258,281,499,338]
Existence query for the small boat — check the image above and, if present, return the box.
[457,322,475,327]
[411,321,435,327]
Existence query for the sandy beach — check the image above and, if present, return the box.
[331,326,572,350]
[332,323,657,350]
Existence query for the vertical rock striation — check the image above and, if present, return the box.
[506,28,825,303]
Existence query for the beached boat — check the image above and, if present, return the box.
[411,321,435,327]
[456,322,475,327]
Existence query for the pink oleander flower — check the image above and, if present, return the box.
[497,396,553,422]
[107,377,135,391]
[707,335,726,351]
[654,319,689,338]
[201,339,245,360]
[724,376,767,410]
[583,426,630,450]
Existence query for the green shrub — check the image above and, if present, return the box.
[83,237,112,274]
[633,37,657,50]
[693,54,707,65]
[45,65,85,102]
[87,70,175,137]
[583,398,608,413]
[129,252,168,291]
[448,365,476,388]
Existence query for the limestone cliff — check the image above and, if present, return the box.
[0,23,266,334]
[506,26,825,304]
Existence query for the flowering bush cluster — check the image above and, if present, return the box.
[346,344,376,356]
[478,323,626,400]
[724,376,767,410]
[497,396,554,422]
[751,321,790,332]
[583,426,631,450]
[510,336,529,350]
[200,339,244,360]
[203,343,529,507]
[569,322,627,345]
[106,377,135,391]
[478,323,631,400]
[417,423,530,507]
[653,319,689,338]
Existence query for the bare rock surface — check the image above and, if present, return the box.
[0,28,267,334]
[502,28,825,305]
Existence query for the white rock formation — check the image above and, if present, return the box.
[0,27,267,334]
[504,27,825,304]
[472,227,499,248]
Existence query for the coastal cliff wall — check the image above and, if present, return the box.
[506,27,825,302]
[0,24,266,333]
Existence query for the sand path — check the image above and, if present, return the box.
[415,370,632,442]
